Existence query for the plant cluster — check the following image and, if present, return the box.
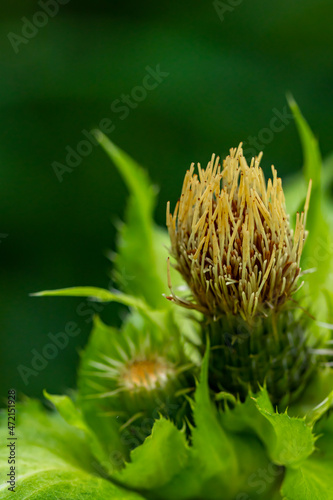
[1,99,333,500]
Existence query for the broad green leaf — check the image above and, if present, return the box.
[0,471,145,500]
[94,131,166,309]
[114,418,188,491]
[287,95,332,303]
[253,389,315,466]
[0,400,145,500]
[32,286,168,333]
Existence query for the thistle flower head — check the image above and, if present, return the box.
[167,144,311,321]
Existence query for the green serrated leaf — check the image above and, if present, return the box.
[254,388,315,466]
[0,400,145,500]
[94,132,166,309]
[114,418,188,491]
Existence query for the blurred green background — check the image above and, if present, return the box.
[2,0,333,401]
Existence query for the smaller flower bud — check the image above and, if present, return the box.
[79,317,194,448]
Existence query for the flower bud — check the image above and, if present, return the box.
[167,144,311,321]
[167,145,316,406]
[80,318,194,448]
